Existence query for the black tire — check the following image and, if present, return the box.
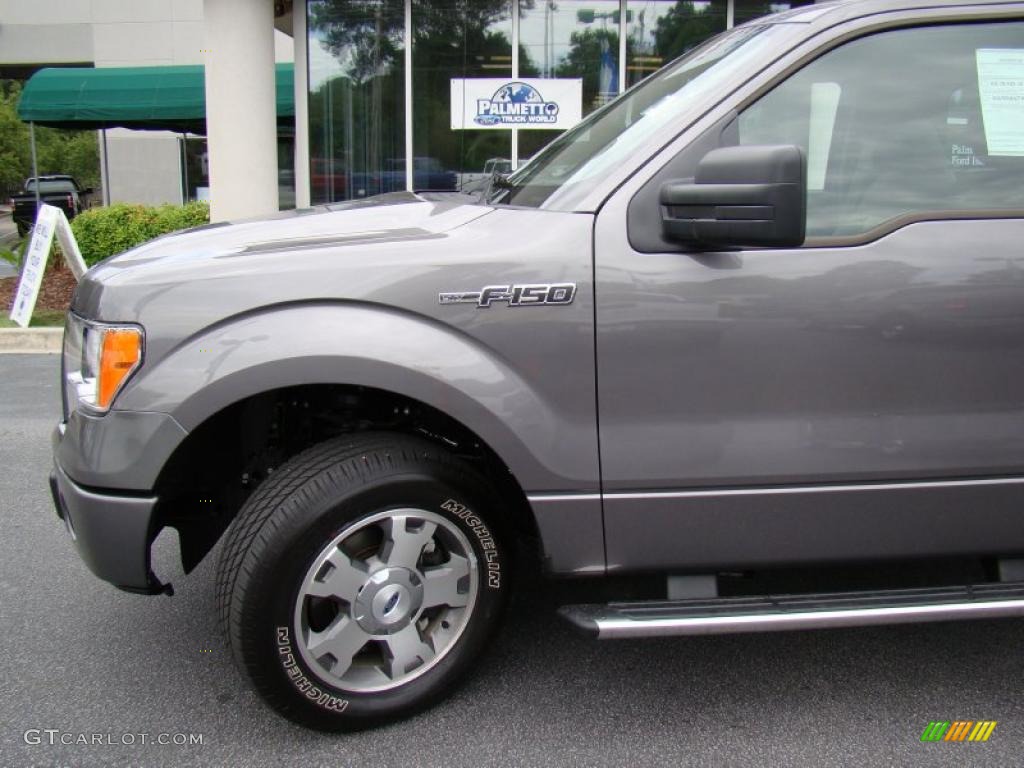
[215,432,511,731]
[16,221,28,238]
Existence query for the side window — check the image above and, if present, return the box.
[739,21,1024,239]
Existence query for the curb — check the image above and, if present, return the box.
[0,327,63,354]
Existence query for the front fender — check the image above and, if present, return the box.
[115,302,592,492]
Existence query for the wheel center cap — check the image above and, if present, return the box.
[352,567,424,634]
[374,584,409,619]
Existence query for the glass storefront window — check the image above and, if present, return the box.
[412,1,512,194]
[301,0,811,203]
[179,136,294,208]
[625,1,727,90]
[517,0,621,162]
[277,135,296,210]
[733,1,815,26]
[308,0,406,204]
[180,136,208,203]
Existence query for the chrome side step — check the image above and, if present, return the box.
[559,583,1024,639]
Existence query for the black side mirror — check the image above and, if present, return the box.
[660,145,806,248]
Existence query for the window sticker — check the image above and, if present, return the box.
[947,87,985,168]
[976,49,1024,156]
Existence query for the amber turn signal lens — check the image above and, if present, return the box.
[97,327,142,409]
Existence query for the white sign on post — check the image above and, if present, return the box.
[450,78,583,131]
[8,203,88,328]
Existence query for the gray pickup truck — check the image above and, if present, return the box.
[51,0,1024,731]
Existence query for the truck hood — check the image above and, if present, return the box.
[68,191,596,372]
[75,191,491,314]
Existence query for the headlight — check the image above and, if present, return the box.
[62,314,144,417]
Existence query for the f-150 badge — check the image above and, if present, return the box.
[439,283,576,307]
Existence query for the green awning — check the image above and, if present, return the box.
[17,63,294,132]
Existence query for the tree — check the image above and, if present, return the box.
[306,0,540,194]
[0,79,99,195]
[0,82,31,192]
[654,1,728,59]
[35,126,100,191]
[557,27,632,111]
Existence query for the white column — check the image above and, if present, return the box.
[203,0,279,221]
[293,0,311,209]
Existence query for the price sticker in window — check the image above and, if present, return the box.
[977,48,1024,156]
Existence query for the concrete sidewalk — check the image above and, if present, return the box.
[0,327,62,353]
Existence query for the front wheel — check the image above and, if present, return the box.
[215,433,510,731]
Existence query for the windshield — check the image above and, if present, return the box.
[489,23,793,210]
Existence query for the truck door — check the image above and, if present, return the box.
[594,17,1024,572]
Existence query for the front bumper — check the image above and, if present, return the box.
[50,460,169,595]
[48,407,186,594]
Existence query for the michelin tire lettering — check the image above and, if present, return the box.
[439,283,576,308]
[276,627,349,712]
[441,499,502,588]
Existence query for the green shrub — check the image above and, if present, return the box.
[71,201,210,266]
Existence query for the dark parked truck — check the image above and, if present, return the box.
[10,175,89,236]
[51,0,1024,731]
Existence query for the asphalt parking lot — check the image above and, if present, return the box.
[2,353,1023,768]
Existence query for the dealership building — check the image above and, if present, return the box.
[3,1,812,221]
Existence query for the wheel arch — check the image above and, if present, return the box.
[119,303,601,581]
[119,302,564,490]
[151,380,545,580]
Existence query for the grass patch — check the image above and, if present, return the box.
[0,240,23,266]
[0,310,66,328]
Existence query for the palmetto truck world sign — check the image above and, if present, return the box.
[450,78,583,131]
